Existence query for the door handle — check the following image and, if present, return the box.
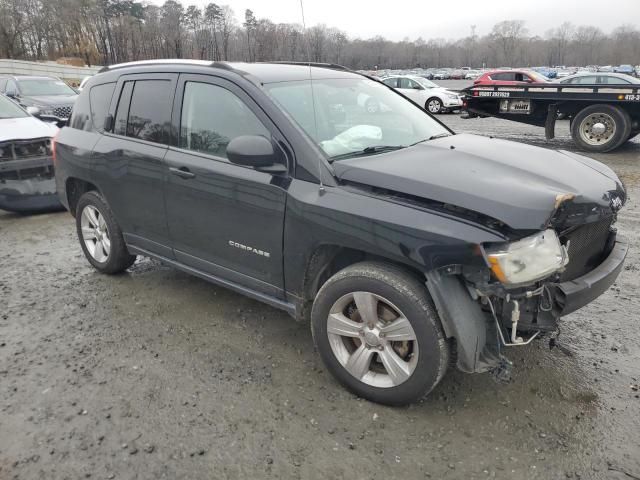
[169,166,195,179]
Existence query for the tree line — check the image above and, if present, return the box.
[0,0,638,69]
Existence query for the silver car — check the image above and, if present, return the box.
[556,72,640,85]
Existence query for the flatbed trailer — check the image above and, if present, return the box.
[461,83,640,152]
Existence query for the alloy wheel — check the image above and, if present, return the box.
[428,99,442,113]
[326,291,419,388]
[80,205,111,262]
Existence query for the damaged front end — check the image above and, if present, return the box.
[0,137,61,213]
[425,191,628,376]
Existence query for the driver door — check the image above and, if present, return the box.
[163,74,289,298]
[397,78,424,103]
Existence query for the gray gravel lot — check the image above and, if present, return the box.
[1,116,639,480]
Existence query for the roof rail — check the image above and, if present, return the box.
[98,59,217,73]
[264,61,351,72]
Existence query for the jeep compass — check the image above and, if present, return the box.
[54,60,627,405]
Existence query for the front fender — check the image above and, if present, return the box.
[283,180,506,297]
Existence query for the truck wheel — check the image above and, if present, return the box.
[571,105,631,152]
[426,97,443,114]
[75,191,136,274]
[311,262,449,406]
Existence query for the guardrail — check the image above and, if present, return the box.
[0,60,101,85]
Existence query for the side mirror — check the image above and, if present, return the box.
[227,135,286,173]
[26,106,40,117]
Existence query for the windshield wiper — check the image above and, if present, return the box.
[410,133,452,147]
[329,145,406,162]
[428,133,452,140]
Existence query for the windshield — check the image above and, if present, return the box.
[265,77,450,160]
[414,77,437,88]
[0,94,28,119]
[18,79,77,96]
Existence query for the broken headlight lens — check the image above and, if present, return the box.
[484,229,569,286]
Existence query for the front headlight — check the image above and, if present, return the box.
[484,229,569,286]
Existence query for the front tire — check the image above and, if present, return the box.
[75,191,136,274]
[426,97,443,114]
[311,262,449,406]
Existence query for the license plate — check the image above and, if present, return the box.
[499,99,531,114]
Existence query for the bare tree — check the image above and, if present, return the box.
[0,2,638,71]
[491,20,528,66]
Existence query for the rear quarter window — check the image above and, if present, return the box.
[70,91,92,131]
[89,83,116,132]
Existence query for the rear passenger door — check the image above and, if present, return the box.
[92,74,177,258]
[163,74,288,297]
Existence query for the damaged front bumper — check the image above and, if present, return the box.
[553,237,627,315]
[425,235,628,374]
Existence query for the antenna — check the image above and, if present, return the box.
[298,0,325,194]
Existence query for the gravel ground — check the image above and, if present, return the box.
[1,116,639,480]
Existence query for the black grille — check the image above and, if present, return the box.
[0,138,52,180]
[559,218,613,281]
[52,105,72,118]
[0,138,51,162]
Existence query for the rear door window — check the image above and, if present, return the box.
[382,78,398,88]
[125,80,173,143]
[575,76,597,84]
[599,76,630,85]
[89,83,116,132]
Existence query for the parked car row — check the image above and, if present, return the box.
[471,69,640,86]
[365,64,640,82]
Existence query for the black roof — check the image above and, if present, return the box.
[97,60,361,83]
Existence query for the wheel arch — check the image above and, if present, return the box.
[65,177,99,216]
[296,243,425,322]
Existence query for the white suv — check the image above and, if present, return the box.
[381,75,462,114]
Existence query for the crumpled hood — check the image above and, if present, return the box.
[0,117,58,142]
[333,133,625,231]
[21,94,76,106]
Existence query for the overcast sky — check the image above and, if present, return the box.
[152,0,639,40]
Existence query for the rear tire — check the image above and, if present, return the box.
[311,262,449,406]
[426,97,443,114]
[75,191,136,274]
[571,105,631,152]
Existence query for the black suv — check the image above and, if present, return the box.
[0,75,77,125]
[54,60,628,405]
